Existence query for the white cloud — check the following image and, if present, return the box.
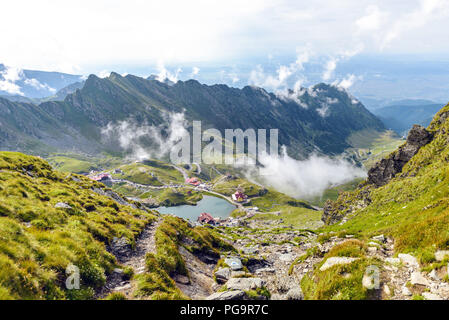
[244,147,366,199]
[156,62,182,83]
[335,74,359,90]
[24,78,56,93]
[97,70,111,78]
[101,112,189,161]
[355,5,388,33]
[0,1,448,76]
[0,66,24,95]
[321,45,363,81]
[190,67,200,78]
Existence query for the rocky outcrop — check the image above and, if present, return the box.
[322,125,434,225]
[367,125,433,187]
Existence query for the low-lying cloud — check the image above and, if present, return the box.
[243,146,366,200]
[101,112,189,161]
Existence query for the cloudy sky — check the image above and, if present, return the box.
[2,0,449,102]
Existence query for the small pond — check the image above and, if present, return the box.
[156,195,236,221]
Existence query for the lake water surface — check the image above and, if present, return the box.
[156,195,236,221]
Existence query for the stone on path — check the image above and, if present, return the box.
[398,253,419,267]
[214,268,231,284]
[225,257,243,271]
[385,257,401,265]
[319,257,359,271]
[422,292,443,300]
[402,286,412,296]
[206,290,246,300]
[226,277,265,291]
[410,272,429,286]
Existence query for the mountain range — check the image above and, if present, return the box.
[0,72,385,158]
[372,101,443,136]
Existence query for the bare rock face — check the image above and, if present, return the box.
[367,125,433,187]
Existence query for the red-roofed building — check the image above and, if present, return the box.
[197,212,216,225]
[232,191,247,202]
[185,177,200,186]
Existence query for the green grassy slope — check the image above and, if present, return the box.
[322,103,449,265]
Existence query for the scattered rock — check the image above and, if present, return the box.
[410,272,429,286]
[398,253,419,267]
[429,269,440,281]
[109,237,132,259]
[255,267,276,274]
[225,257,243,271]
[206,290,246,300]
[435,250,449,262]
[226,278,265,291]
[174,274,190,285]
[385,257,401,265]
[383,284,391,296]
[215,268,231,284]
[54,202,72,209]
[368,247,378,253]
[372,235,386,243]
[113,268,124,274]
[242,246,258,255]
[231,271,246,278]
[285,286,303,300]
[113,283,131,291]
[402,286,412,296]
[319,257,359,271]
[422,292,443,300]
[279,253,294,262]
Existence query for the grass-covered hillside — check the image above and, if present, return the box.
[0,152,233,300]
[322,103,449,265]
[0,152,157,299]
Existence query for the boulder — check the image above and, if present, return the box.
[226,278,265,291]
[174,274,190,285]
[279,253,294,262]
[214,268,231,284]
[372,235,386,243]
[429,269,440,281]
[435,250,449,261]
[54,202,72,209]
[206,290,246,300]
[422,292,443,300]
[398,253,419,267]
[225,257,243,271]
[410,272,429,286]
[255,267,276,274]
[319,257,359,271]
[402,286,412,296]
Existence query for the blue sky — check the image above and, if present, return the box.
[1,0,449,103]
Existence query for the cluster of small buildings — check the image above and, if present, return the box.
[90,173,112,182]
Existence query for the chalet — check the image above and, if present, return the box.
[185,177,200,186]
[232,191,247,202]
[197,212,217,225]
